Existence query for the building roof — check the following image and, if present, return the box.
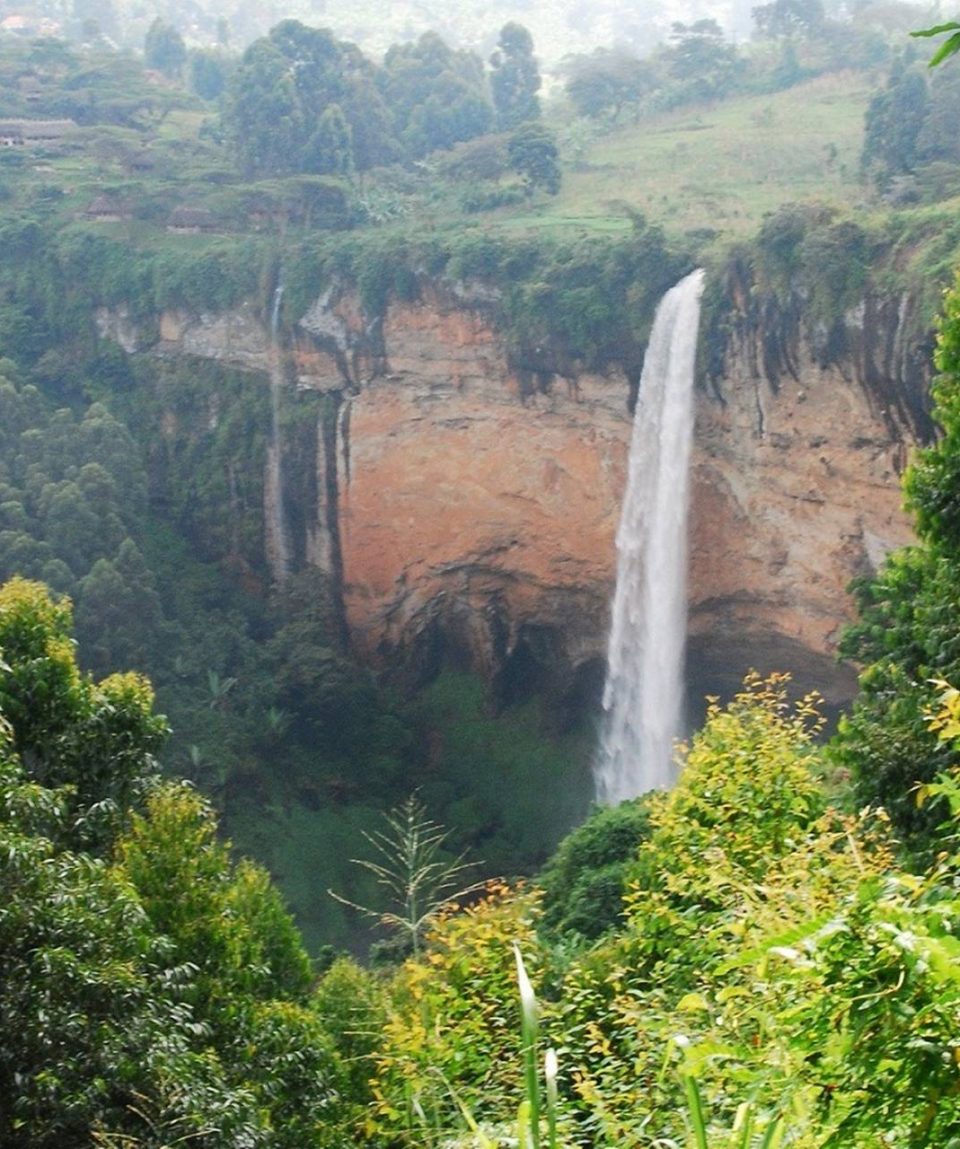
[0,118,77,138]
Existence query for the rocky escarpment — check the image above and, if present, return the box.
[98,264,932,718]
[689,263,932,712]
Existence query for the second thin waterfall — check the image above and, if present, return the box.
[265,280,292,584]
[595,269,706,804]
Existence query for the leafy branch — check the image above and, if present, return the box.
[911,22,960,68]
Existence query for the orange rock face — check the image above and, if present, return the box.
[310,288,917,703]
[689,341,915,705]
[335,299,633,679]
[143,280,922,707]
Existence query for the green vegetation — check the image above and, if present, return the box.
[0,580,342,1146]
[12,580,960,1145]
[0,13,958,953]
[361,674,960,1149]
[834,269,960,856]
[9,19,960,1145]
[542,73,873,241]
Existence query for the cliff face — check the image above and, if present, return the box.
[107,269,931,714]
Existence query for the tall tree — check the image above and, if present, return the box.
[0,578,344,1145]
[222,20,396,177]
[861,58,930,186]
[507,122,561,196]
[144,18,186,80]
[752,0,826,39]
[564,48,656,122]
[490,22,542,130]
[666,19,741,103]
[382,32,493,157]
[0,578,166,850]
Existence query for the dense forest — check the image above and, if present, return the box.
[5,2,960,1144]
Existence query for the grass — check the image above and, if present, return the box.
[495,72,875,244]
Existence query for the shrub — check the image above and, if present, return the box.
[538,797,653,940]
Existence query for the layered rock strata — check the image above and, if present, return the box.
[104,273,930,712]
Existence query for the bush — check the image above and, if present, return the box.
[538,798,653,940]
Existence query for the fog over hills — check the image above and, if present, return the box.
[0,0,934,66]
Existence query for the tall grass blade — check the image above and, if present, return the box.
[732,1102,754,1149]
[514,946,541,1149]
[518,1099,532,1149]
[545,1048,559,1149]
[682,1073,709,1149]
[758,1115,785,1149]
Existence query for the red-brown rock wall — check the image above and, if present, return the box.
[118,275,926,707]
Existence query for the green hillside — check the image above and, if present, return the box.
[521,71,874,240]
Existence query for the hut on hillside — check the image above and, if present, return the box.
[82,194,132,222]
[166,205,218,234]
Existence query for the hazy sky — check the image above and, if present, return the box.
[0,0,940,67]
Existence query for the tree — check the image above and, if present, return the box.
[222,21,397,177]
[564,49,656,122]
[382,32,493,157]
[861,58,930,186]
[666,20,741,103]
[752,0,826,39]
[0,578,345,1145]
[304,103,354,176]
[0,751,234,1148]
[508,122,561,196]
[75,539,163,678]
[144,18,186,80]
[490,23,542,130]
[189,49,230,102]
[917,67,960,165]
[537,797,653,939]
[222,37,304,176]
[0,579,166,849]
[833,276,960,852]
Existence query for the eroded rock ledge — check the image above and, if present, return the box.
[98,268,930,714]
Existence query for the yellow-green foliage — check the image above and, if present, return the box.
[640,673,826,879]
[546,679,863,1146]
[368,675,944,1149]
[0,578,167,849]
[369,881,542,1145]
[314,957,387,1134]
[616,673,827,979]
[0,577,81,748]
[116,782,314,1006]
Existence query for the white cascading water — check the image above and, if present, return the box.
[595,268,706,804]
[265,281,292,583]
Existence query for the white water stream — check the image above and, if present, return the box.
[265,281,292,584]
[595,269,706,803]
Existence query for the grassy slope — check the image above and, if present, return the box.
[491,72,875,243]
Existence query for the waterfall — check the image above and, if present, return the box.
[265,280,292,583]
[595,269,706,804]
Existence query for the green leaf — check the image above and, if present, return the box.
[911,21,960,38]
[682,1073,709,1149]
[929,34,960,67]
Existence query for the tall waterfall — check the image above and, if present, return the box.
[265,281,292,583]
[595,269,706,804]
